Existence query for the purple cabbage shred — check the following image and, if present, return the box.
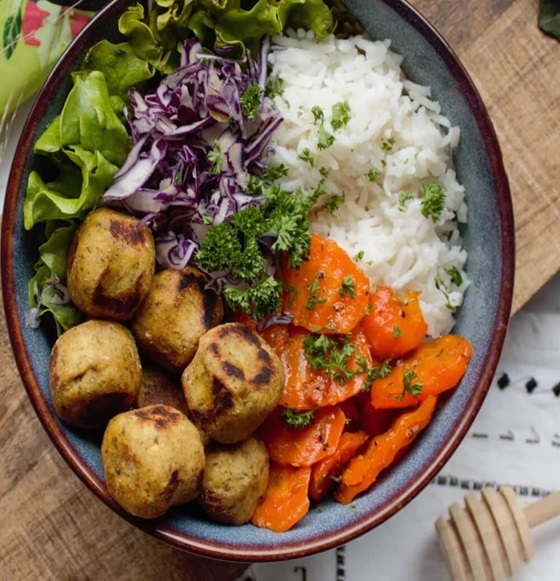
[102,37,282,270]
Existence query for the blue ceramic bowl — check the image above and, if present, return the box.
[1,0,514,562]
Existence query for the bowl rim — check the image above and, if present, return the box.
[1,0,515,562]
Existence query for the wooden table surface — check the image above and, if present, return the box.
[2,0,560,579]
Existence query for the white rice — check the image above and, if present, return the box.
[268,31,469,337]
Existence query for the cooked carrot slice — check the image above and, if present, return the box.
[370,334,472,409]
[266,325,374,411]
[334,395,438,504]
[282,234,370,334]
[309,430,369,502]
[260,405,346,467]
[355,391,399,436]
[251,463,311,532]
[361,286,428,360]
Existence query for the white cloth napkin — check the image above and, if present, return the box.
[239,276,560,580]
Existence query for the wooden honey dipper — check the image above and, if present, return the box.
[435,486,560,580]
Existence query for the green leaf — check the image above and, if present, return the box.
[539,0,560,41]
[24,148,118,230]
[81,41,154,102]
[189,0,334,57]
[28,222,83,336]
[2,8,22,60]
[60,71,130,167]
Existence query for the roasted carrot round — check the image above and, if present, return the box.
[335,395,438,504]
[361,286,428,360]
[251,463,311,532]
[370,334,472,409]
[266,325,374,410]
[260,405,346,467]
[282,234,370,334]
[309,430,369,502]
[355,391,400,436]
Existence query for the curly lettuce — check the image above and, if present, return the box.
[189,0,333,56]
[119,0,334,66]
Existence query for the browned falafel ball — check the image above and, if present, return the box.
[67,207,155,321]
[181,323,285,444]
[131,267,224,373]
[199,437,269,525]
[137,365,211,446]
[101,405,205,519]
[49,320,141,429]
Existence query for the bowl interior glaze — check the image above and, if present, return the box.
[1,0,514,562]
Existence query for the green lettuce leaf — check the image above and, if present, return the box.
[539,0,560,41]
[60,71,130,166]
[80,40,154,103]
[24,147,119,230]
[28,222,83,336]
[189,0,334,56]
[119,1,193,74]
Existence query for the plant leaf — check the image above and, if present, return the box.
[2,8,22,60]
[539,0,560,41]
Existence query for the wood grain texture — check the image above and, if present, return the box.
[0,297,248,580]
[408,0,560,311]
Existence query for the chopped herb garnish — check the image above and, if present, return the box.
[393,325,402,338]
[421,183,446,222]
[397,369,424,400]
[208,144,222,175]
[446,266,463,287]
[398,191,414,212]
[317,124,335,149]
[319,166,330,178]
[379,359,392,378]
[354,250,364,262]
[196,184,320,320]
[282,408,315,428]
[306,280,327,310]
[381,136,395,151]
[324,193,345,214]
[303,333,357,384]
[298,148,315,167]
[339,275,356,298]
[366,168,381,182]
[240,84,263,120]
[311,105,325,124]
[435,276,458,311]
[359,358,392,391]
[262,164,289,182]
[266,75,284,99]
[331,100,351,130]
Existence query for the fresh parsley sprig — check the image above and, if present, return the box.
[421,183,446,222]
[282,408,316,428]
[195,179,321,320]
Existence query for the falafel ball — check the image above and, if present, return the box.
[101,405,205,519]
[182,323,285,444]
[131,267,224,373]
[67,207,155,321]
[199,437,269,525]
[137,366,211,446]
[49,320,142,429]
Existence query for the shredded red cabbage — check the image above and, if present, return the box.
[102,37,282,269]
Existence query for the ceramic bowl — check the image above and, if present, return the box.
[1,0,514,562]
